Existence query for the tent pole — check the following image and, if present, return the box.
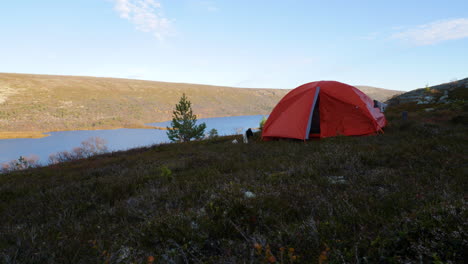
[305,87,320,140]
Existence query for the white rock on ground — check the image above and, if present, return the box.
[327,176,347,184]
[244,191,256,198]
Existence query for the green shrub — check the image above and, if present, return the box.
[259,116,267,131]
[207,128,219,139]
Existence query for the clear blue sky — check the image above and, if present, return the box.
[1,0,467,91]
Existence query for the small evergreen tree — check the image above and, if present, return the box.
[208,128,219,139]
[166,93,206,142]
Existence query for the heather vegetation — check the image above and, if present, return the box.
[0,137,109,173]
[0,99,467,263]
[0,155,39,173]
[48,137,109,164]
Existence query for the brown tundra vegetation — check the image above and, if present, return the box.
[0,92,467,263]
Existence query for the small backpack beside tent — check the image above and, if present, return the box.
[262,81,387,141]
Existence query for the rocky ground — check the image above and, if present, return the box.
[387,78,468,105]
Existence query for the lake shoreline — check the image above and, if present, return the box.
[0,115,265,164]
[0,114,266,139]
[0,125,170,140]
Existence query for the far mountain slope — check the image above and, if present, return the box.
[0,73,288,137]
[0,73,402,138]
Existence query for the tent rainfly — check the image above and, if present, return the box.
[262,81,387,141]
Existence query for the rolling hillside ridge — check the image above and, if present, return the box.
[0,73,402,138]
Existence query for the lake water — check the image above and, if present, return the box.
[0,115,265,164]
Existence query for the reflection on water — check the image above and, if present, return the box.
[0,115,265,164]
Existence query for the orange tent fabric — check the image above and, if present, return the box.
[262,81,387,140]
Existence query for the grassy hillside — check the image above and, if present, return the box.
[0,73,402,139]
[1,98,466,263]
[386,77,468,105]
[0,73,288,138]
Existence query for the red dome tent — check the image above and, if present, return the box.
[262,81,387,141]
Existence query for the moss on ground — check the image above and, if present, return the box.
[0,103,467,263]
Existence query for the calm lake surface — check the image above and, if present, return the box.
[0,115,265,164]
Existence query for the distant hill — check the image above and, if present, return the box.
[354,85,403,102]
[0,73,402,138]
[0,73,289,137]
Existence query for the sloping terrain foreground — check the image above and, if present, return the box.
[1,100,467,263]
